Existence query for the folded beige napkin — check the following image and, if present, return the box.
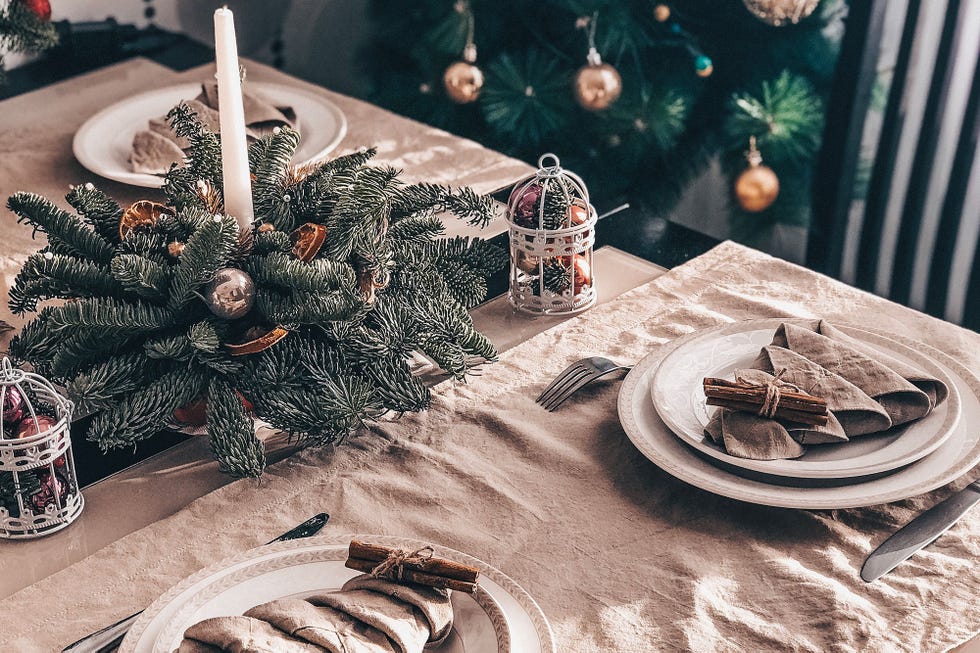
[177,574,452,653]
[130,82,296,175]
[179,615,326,652]
[704,320,949,460]
[245,600,396,653]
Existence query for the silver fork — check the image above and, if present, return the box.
[536,356,632,411]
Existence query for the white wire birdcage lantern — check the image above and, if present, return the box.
[0,358,83,539]
[505,153,597,315]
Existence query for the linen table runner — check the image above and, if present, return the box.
[2,242,978,652]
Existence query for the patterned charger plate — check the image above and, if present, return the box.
[121,535,556,653]
[618,321,980,508]
[649,320,961,481]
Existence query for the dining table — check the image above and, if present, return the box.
[0,55,978,653]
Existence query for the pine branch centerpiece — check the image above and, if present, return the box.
[6,108,505,478]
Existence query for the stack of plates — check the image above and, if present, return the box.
[73,82,348,189]
[121,536,556,653]
[618,319,980,509]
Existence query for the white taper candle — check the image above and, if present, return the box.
[213,7,254,232]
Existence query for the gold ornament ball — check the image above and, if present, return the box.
[203,268,255,319]
[741,0,819,26]
[443,61,484,104]
[654,4,671,21]
[735,165,780,212]
[574,63,622,112]
[695,63,713,78]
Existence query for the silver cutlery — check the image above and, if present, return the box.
[536,356,632,411]
[862,481,980,582]
[62,512,330,653]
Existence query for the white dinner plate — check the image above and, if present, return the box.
[618,322,980,509]
[73,82,347,188]
[650,320,961,480]
[121,535,555,653]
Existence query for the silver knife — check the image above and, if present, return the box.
[62,512,330,653]
[862,481,980,582]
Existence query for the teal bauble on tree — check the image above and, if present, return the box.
[695,55,713,78]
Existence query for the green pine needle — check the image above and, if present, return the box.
[482,49,573,146]
[725,70,824,167]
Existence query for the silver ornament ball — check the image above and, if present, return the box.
[204,268,255,319]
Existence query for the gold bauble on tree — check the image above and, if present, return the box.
[741,0,819,26]
[574,50,622,112]
[444,38,483,104]
[443,61,484,104]
[653,4,671,22]
[735,136,780,212]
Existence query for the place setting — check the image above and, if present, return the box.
[121,536,552,653]
[71,9,346,189]
[615,317,980,510]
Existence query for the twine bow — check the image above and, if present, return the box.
[370,546,435,581]
[734,368,798,419]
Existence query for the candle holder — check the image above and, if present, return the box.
[505,154,597,315]
[0,358,83,539]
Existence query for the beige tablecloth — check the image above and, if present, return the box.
[2,242,978,652]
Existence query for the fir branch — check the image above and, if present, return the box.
[482,49,573,146]
[117,231,170,265]
[165,102,223,191]
[50,331,134,379]
[65,184,124,244]
[111,254,170,300]
[246,252,356,294]
[7,311,60,370]
[88,365,206,450]
[252,127,301,230]
[188,320,221,352]
[207,378,265,478]
[254,288,362,325]
[144,333,193,361]
[725,70,823,167]
[45,297,178,334]
[167,216,239,309]
[67,352,153,414]
[9,253,121,314]
[386,212,445,244]
[0,1,57,56]
[392,183,495,227]
[253,229,291,254]
[7,193,115,264]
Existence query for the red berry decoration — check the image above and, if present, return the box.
[2,386,24,427]
[19,0,52,21]
[29,470,67,513]
[14,414,57,440]
[509,183,542,228]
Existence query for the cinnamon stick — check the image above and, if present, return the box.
[348,540,480,584]
[703,378,828,414]
[706,398,829,426]
[345,557,478,593]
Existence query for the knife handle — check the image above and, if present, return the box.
[61,611,138,652]
[862,482,980,582]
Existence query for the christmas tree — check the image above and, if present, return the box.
[6,106,504,478]
[363,0,844,245]
[0,0,56,84]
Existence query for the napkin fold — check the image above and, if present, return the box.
[704,320,949,460]
[176,574,452,653]
[130,82,296,175]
